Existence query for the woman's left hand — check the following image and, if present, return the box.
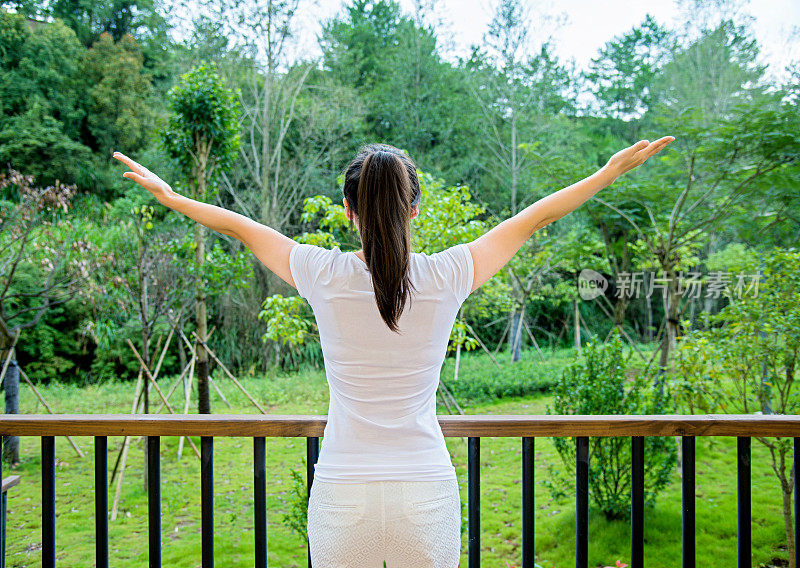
[113,151,177,205]
[604,136,675,180]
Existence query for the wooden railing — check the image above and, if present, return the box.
[1,413,799,568]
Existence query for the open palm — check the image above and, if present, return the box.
[113,152,175,204]
[606,136,675,179]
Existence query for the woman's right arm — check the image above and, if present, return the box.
[466,136,675,293]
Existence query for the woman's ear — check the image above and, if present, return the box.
[343,197,353,221]
[410,203,420,219]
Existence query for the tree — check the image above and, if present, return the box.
[670,249,800,567]
[320,0,402,93]
[81,32,154,156]
[319,0,466,170]
[584,14,672,136]
[594,20,800,376]
[0,168,97,463]
[464,0,575,362]
[47,0,167,46]
[162,63,240,414]
[0,12,91,186]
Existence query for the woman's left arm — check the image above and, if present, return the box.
[113,151,298,289]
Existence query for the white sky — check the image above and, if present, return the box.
[285,0,800,82]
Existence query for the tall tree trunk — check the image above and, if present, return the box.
[140,272,150,491]
[646,279,653,342]
[782,480,796,568]
[141,273,150,415]
[656,268,680,394]
[508,308,524,362]
[194,167,211,415]
[511,116,518,215]
[195,221,210,415]
[2,356,19,464]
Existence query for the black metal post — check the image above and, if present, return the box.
[147,436,161,568]
[682,436,695,568]
[1,434,4,568]
[576,437,588,568]
[254,437,267,568]
[795,438,799,568]
[631,436,644,568]
[201,437,214,568]
[307,437,319,568]
[0,435,4,568]
[522,437,535,568]
[468,436,480,568]
[3,360,19,464]
[95,437,109,568]
[42,436,55,568]
[737,437,751,568]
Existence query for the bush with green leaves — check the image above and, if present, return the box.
[544,332,676,520]
[258,294,322,371]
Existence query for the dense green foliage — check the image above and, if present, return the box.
[1,0,798,560]
[0,0,797,397]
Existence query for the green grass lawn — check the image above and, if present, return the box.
[2,346,793,567]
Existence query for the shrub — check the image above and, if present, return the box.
[440,354,559,405]
[545,331,676,520]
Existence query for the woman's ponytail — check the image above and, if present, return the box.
[343,144,421,333]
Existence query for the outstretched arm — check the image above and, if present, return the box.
[113,152,298,289]
[466,136,675,293]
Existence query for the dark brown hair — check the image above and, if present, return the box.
[343,143,422,333]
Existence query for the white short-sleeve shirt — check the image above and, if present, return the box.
[289,242,474,482]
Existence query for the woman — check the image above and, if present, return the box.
[113,135,673,567]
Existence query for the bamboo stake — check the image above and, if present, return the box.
[110,369,143,520]
[126,339,201,459]
[154,354,195,415]
[164,314,230,408]
[16,365,84,458]
[208,375,231,408]
[520,319,546,362]
[437,384,454,414]
[134,326,182,410]
[150,325,175,385]
[512,306,526,359]
[440,380,464,415]
[177,344,196,460]
[110,368,143,484]
[151,326,216,412]
[462,321,501,369]
[453,341,462,383]
[190,331,267,414]
[0,331,19,387]
[494,317,512,357]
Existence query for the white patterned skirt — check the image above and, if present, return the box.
[307,478,461,568]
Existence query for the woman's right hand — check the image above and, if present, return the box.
[604,136,675,181]
[113,151,177,205]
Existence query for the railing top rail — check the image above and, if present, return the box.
[0,414,799,437]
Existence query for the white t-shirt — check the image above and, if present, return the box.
[288,241,474,483]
